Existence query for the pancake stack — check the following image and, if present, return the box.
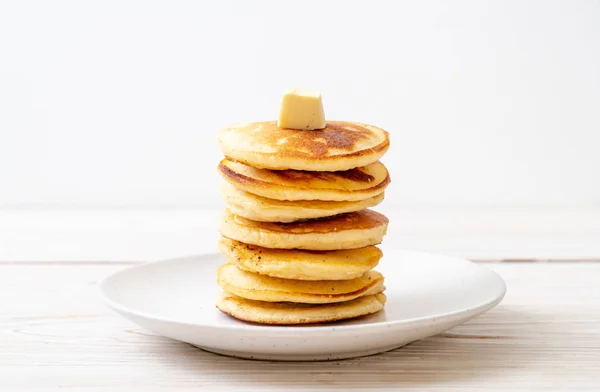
[215,112,391,325]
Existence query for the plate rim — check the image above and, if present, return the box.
[98,249,506,333]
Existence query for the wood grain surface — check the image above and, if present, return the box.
[1,262,599,391]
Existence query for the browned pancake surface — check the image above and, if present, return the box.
[218,159,390,193]
[226,121,389,159]
[231,209,389,235]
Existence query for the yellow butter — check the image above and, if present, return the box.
[277,88,326,130]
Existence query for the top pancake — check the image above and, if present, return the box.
[217,121,390,171]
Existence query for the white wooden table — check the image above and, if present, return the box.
[2,260,599,391]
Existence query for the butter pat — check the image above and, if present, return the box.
[278,88,326,130]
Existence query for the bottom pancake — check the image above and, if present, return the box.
[217,264,385,304]
[216,292,387,325]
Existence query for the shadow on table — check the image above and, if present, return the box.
[153,305,562,388]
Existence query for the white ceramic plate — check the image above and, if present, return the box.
[99,250,505,361]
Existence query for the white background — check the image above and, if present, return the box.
[1,0,599,209]
[1,1,600,261]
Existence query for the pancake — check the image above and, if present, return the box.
[218,237,382,280]
[218,158,390,202]
[219,209,389,250]
[220,182,385,222]
[217,264,384,304]
[217,121,390,171]
[216,292,387,325]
